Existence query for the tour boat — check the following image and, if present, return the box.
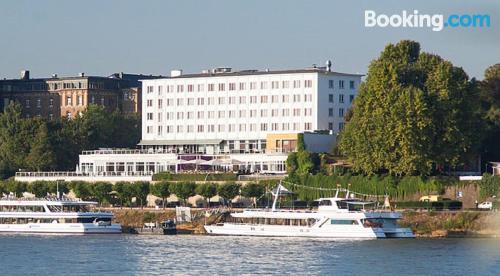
[205,185,414,239]
[0,197,122,234]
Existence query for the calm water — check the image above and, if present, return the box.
[0,235,498,275]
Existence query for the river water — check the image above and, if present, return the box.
[0,235,498,275]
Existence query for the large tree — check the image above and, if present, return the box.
[478,64,500,165]
[339,40,479,176]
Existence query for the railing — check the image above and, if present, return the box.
[15,171,154,178]
[80,149,289,156]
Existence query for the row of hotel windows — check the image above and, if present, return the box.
[145,78,356,95]
[24,96,109,108]
[146,108,315,121]
[146,94,315,108]
[146,122,315,135]
[146,80,315,94]
[329,94,355,104]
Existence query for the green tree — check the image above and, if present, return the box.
[286,152,298,174]
[0,103,30,178]
[70,181,92,200]
[47,181,69,196]
[241,183,265,207]
[296,151,315,175]
[151,181,170,208]
[479,64,500,166]
[217,183,241,206]
[170,182,196,206]
[195,183,217,207]
[4,181,27,197]
[113,181,132,207]
[339,40,479,176]
[132,181,150,208]
[25,123,56,171]
[27,181,49,198]
[91,182,113,205]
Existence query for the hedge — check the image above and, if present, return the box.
[153,172,238,182]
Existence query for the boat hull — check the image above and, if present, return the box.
[204,224,386,239]
[0,223,122,234]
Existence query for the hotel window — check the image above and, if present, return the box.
[77,95,83,106]
[329,94,334,103]
[197,98,204,105]
[228,124,235,132]
[239,124,246,132]
[208,84,215,92]
[350,80,355,89]
[177,125,183,133]
[147,113,153,120]
[304,108,312,116]
[304,94,312,102]
[229,111,236,118]
[229,83,236,91]
[328,122,333,130]
[177,85,184,93]
[187,98,194,106]
[197,125,204,132]
[208,111,215,119]
[208,125,215,133]
[271,109,279,117]
[282,95,289,103]
[158,86,163,95]
[218,97,225,104]
[177,112,184,119]
[250,110,257,117]
[147,126,153,134]
[218,124,225,132]
[36,98,41,108]
[167,112,174,120]
[187,112,194,119]
[208,97,215,105]
[271,81,279,89]
[293,94,300,102]
[25,99,31,108]
[48,113,54,121]
[101,97,105,105]
[293,108,300,116]
[339,80,345,89]
[158,113,162,122]
[218,83,225,91]
[197,111,204,119]
[293,80,301,88]
[187,125,194,133]
[250,82,257,90]
[260,81,267,90]
[329,108,333,117]
[66,96,72,106]
[260,95,268,103]
[250,96,257,103]
[229,96,236,104]
[293,122,300,131]
[91,96,95,104]
[239,82,246,90]
[329,80,334,89]
[158,99,163,108]
[339,122,344,131]
[250,124,256,131]
[147,99,153,107]
[304,122,312,130]
[239,110,246,118]
[272,123,279,131]
[350,95,355,103]
[339,94,344,103]
[282,109,290,116]
[239,96,246,104]
[272,95,279,103]
[304,80,313,88]
[218,111,225,118]
[260,109,268,117]
[177,99,184,106]
[49,98,54,108]
[187,84,194,92]
[147,86,153,93]
[282,81,289,88]
[197,84,204,92]
[260,123,268,131]
[158,126,163,135]
[339,108,344,117]
[282,123,289,131]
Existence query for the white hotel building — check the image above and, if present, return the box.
[17,64,361,182]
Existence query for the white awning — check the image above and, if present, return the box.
[138,139,223,146]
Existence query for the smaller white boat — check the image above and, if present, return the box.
[0,197,121,234]
[205,184,414,239]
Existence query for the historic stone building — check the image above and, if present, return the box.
[0,70,161,119]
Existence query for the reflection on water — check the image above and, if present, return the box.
[0,235,498,275]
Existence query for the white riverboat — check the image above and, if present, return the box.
[205,185,414,239]
[0,197,121,234]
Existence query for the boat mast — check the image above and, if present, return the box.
[271,183,283,212]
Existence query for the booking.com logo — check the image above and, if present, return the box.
[365,10,491,31]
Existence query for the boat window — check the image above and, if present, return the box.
[0,205,45,212]
[336,200,348,209]
[319,200,332,206]
[361,219,384,228]
[330,219,359,225]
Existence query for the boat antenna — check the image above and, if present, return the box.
[271,181,282,212]
[335,184,340,198]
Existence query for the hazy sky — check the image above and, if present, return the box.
[0,0,498,80]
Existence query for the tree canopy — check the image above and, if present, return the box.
[339,40,480,176]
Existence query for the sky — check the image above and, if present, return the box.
[0,0,498,80]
